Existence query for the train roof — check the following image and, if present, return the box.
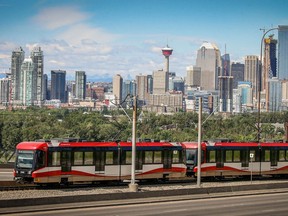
[58,141,119,147]
[119,141,181,147]
[211,142,288,147]
[16,141,48,151]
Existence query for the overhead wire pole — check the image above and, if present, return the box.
[197,97,202,187]
[129,95,138,192]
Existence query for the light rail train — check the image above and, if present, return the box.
[13,139,288,185]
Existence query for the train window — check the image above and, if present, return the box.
[125,151,132,164]
[286,150,288,161]
[225,150,233,162]
[36,150,45,169]
[145,151,153,163]
[105,151,114,165]
[279,150,285,161]
[84,152,93,165]
[51,152,60,166]
[208,150,216,163]
[172,150,180,163]
[74,152,83,165]
[234,150,241,162]
[264,150,270,162]
[154,151,162,163]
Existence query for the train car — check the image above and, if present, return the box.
[14,139,186,185]
[193,141,288,178]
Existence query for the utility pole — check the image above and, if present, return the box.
[197,97,202,187]
[129,95,138,192]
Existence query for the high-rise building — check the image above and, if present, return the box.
[136,75,149,104]
[0,78,10,106]
[231,62,244,89]
[196,42,221,91]
[20,58,36,106]
[11,47,25,102]
[170,76,184,93]
[42,74,48,101]
[263,35,277,111]
[221,54,231,76]
[244,55,259,99]
[278,25,288,80]
[219,76,233,113]
[51,70,67,103]
[113,74,123,105]
[238,81,253,109]
[153,69,168,94]
[268,77,282,112]
[186,66,201,87]
[30,47,44,105]
[75,71,86,100]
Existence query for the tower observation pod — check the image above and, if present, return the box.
[162,45,173,72]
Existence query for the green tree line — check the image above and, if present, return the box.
[0,107,287,150]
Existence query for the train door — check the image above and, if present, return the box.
[271,149,278,167]
[216,149,224,168]
[61,151,71,172]
[241,149,249,168]
[163,149,172,169]
[136,151,143,171]
[95,151,105,172]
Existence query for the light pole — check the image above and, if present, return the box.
[257,27,278,143]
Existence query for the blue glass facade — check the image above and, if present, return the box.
[278,25,288,79]
[51,70,67,103]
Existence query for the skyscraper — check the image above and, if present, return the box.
[51,70,67,103]
[278,25,288,80]
[136,74,149,104]
[221,54,231,76]
[186,66,201,87]
[75,71,86,100]
[152,69,168,94]
[196,42,221,91]
[113,74,123,105]
[0,77,10,106]
[244,55,259,99]
[231,62,244,89]
[263,35,277,111]
[11,47,25,102]
[20,58,36,106]
[30,47,44,105]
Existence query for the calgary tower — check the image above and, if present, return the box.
[162,45,173,72]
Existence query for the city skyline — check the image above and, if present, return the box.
[0,0,288,81]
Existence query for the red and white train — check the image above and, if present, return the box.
[14,139,288,185]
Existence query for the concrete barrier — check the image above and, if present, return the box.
[1,182,288,208]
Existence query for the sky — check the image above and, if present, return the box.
[0,0,288,82]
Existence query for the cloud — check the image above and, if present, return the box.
[57,24,118,45]
[32,6,90,30]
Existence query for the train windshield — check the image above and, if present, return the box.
[186,149,196,164]
[16,150,34,169]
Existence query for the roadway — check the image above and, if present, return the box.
[2,191,288,216]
